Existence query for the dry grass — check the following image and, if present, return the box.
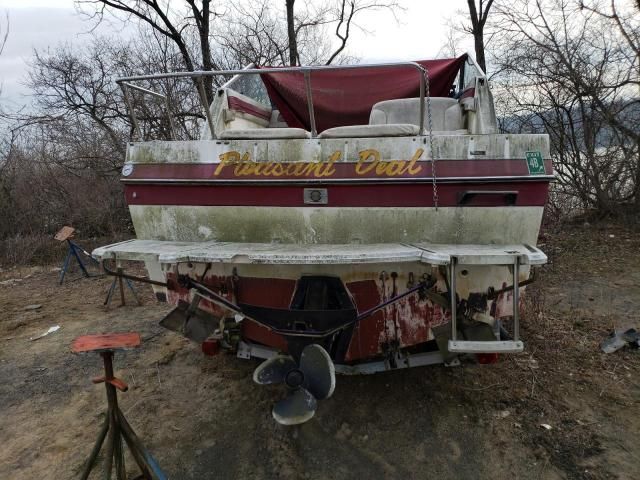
[479,221,640,478]
[0,220,638,479]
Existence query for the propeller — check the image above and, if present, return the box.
[253,344,335,425]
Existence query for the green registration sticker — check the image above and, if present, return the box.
[525,151,546,175]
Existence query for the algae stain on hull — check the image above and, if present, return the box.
[131,206,309,243]
[129,205,543,245]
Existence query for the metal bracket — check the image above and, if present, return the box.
[448,255,524,354]
[448,340,524,354]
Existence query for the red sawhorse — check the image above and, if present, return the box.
[72,333,168,480]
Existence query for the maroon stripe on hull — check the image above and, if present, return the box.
[125,181,549,207]
[125,159,553,181]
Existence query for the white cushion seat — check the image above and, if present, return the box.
[370,97,465,132]
[318,124,419,139]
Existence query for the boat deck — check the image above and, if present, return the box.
[92,240,547,266]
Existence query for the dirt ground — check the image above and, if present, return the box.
[1,223,639,480]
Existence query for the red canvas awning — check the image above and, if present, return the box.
[260,55,467,133]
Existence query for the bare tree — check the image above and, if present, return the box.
[286,0,298,66]
[27,43,129,160]
[0,25,218,244]
[78,0,403,79]
[493,0,640,215]
[0,118,132,241]
[214,1,293,68]
[0,12,8,98]
[24,28,208,155]
[77,1,220,99]
[437,19,466,58]
[464,0,495,73]
[284,0,403,66]
[213,1,353,68]
[0,14,13,236]
[0,12,7,58]
[579,1,640,87]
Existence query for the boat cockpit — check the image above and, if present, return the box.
[118,54,498,144]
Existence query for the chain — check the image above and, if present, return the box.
[423,68,438,211]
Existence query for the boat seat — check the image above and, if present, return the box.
[318,124,419,139]
[218,128,311,139]
[370,97,464,132]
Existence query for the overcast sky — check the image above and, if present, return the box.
[0,0,473,110]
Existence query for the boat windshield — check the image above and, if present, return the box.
[462,56,482,91]
[224,74,271,109]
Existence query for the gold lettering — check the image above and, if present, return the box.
[375,161,390,175]
[261,162,276,176]
[293,162,308,176]
[300,162,326,178]
[271,163,285,176]
[233,152,251,175]
[355,149,379,175]
[385,160,406,176]
[215,151,241,175]
[320,152,340,177]
[237,161,256,176]
[253,162,265,175]
[406,148,424,175]
[215,147,423,179]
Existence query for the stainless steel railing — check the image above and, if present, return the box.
[116,61,432,140]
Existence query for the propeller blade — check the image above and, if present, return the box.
[253,355,296,385]
[299,344,336,400]
[272,388,317,426]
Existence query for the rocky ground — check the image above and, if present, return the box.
[0,222,638,479]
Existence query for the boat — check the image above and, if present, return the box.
[93,54,552,425]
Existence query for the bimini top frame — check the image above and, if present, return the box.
[116,61,432,140]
